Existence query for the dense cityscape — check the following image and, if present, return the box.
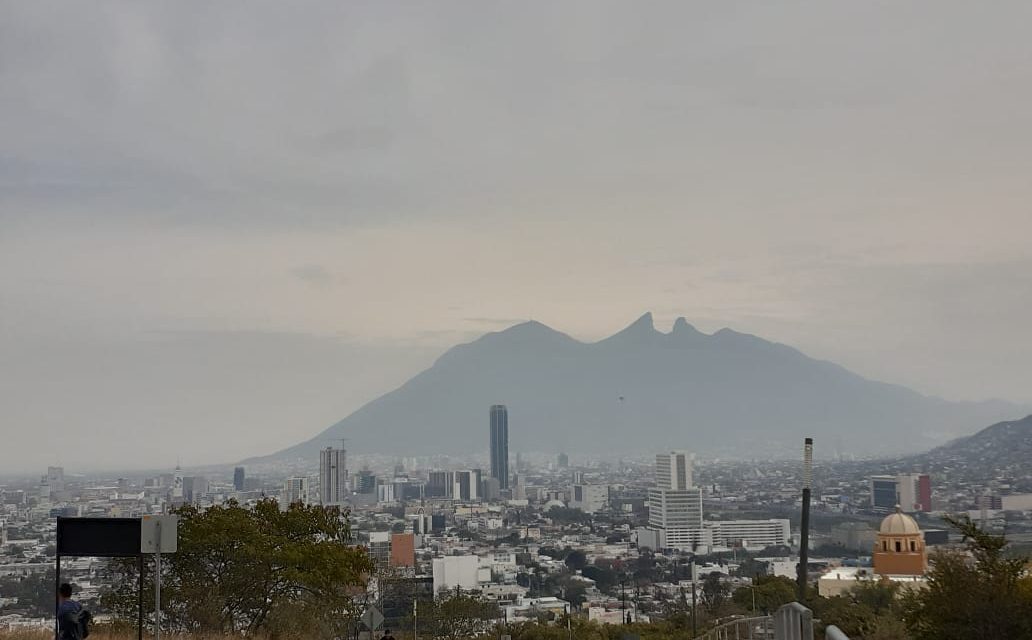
[5,4,1032,637]
[3,405,1030,636]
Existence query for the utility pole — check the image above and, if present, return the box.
[690,557,698,638]
[154,519,162,640]
[621,578,627,624]
[797,437,813,602]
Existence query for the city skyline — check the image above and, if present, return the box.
[3,2,1032,473]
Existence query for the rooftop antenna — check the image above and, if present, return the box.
[797,437,813,601]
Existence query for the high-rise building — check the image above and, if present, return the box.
[233,467,246,492]
[917,474,932,512]
[869,474,931,512]
[182,476,208,504]
[489,405,509,489]
[454,470,480,501]
[427,471,455,498]
[368,531,391,568]
[557,453,569,468]
[319,447,349,505]
[284,477,310,505]
[648,450,703,550]
[354,468,376,494]
[655,451,692,490]
[870,475,898,511]
[47,467,65,494]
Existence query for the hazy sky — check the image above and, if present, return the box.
[3,1,1031,473]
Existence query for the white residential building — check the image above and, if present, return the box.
[432,555,482,592]
[283,477,310,505]
[705,519,791,550]
[570,484,610,514]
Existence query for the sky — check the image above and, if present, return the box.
[2,1,1031,473]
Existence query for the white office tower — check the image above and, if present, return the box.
[655,451,693,490]
[284,477,310,505]
[319,447,349,505]
[648,450,704,550]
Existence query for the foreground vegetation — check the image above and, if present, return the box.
[3,506,1030,640]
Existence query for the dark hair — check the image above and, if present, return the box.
[59,583,73,598]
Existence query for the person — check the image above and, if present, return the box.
[56,583,83,640]
[380,628,396,640]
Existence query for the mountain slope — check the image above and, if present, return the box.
[906,414,1032,470]
[249,314,1024,462]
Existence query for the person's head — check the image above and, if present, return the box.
[59,583,73,601]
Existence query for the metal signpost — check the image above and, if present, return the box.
[141,515,179,640]
[56,518,144,640]
[55,516,178,640]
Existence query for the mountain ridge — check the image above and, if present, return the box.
[246,314,1025,463]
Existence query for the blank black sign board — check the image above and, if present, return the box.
[56,517,142,557]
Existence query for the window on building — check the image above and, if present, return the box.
[895,541,902,552]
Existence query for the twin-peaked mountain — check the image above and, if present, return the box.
[252,313,1023,462]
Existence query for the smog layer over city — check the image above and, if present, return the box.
[2,3,1031,640]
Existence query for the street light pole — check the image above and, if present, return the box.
[621,579,627,624]
[690,558,697,638]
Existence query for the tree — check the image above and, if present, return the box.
[0,569,59,617]
[564,550,587,571]
[901,514,1032,640]
[732,575,795,615]
[104,499,373,638]
[699,573,730,614]
[581,565,618,592]
[423,592,499,640]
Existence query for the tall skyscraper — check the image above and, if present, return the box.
[319,447,348,505]
[233,467,246,492]
[489,404,510,489]
[648,450,703,550]
[47,467,65,494]
[655,451,692,490]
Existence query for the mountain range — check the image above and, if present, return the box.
[249,313,1025,462]
[905,414,1032,472]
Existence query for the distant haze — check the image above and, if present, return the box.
[253,314,1026,463]
[2,2,1031,472]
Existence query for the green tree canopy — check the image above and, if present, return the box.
[901,514,1032,640]
[732,575,795,615]
[105,499,372,639]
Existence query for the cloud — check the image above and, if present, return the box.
[290,264,339,287]
[2,1,1032,471]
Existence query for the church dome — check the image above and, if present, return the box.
[880,508,921,535]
